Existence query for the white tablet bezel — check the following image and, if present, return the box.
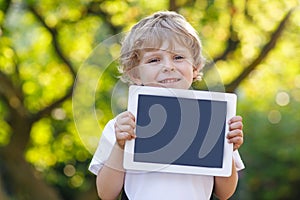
[124,85,237,177]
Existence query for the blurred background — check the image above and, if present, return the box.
[0,0,300,199]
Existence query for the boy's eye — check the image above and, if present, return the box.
[147,58,160,63]
[174,55,184,60]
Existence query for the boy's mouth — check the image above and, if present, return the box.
[158,78,181,84]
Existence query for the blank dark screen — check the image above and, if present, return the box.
[134,94,227,168]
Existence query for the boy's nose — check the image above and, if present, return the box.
[162,66,175,72]
[161,59,175,72]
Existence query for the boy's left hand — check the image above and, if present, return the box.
[227,116,244,151]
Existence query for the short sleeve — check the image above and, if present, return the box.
[88,119,116,175]
[232,150,245,171]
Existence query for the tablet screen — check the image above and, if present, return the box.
[134,94,227,168]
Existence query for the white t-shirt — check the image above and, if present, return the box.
[89,118,245,200]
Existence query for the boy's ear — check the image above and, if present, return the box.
[192,65,201,78]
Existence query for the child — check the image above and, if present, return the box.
[89,11,245,200]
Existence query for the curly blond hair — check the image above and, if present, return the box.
[119,11,205,84]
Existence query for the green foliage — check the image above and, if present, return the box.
[0,0,300,199]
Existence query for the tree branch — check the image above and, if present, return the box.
[25,5,77,121]
[0,0,11,27]
[204,1,240,71]
[0,71,28,118]
[31,88,74,121]
[204,26,240,72]
[225,9,294,92]
[169,0,178,12]
[86,2,121,35]
[27,5,77,78]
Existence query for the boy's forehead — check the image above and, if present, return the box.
[139,40,190,54]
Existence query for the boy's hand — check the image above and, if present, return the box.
[227,116,244,151]
[114,111,136,149]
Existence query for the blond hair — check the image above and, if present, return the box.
[119,11,205,83]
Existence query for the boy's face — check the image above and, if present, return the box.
[134,41,198,90]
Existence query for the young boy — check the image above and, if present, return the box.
[89,11,244,200]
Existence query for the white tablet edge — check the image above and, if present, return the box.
[124,85,236,177]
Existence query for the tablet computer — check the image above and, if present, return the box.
[124,85,237,177]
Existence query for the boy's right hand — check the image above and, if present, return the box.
[114,111,136,149]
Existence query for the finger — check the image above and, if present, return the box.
[116,132,135,140]
[117,131,136,146]
[228,116,243,124]
[116,113,134,124]
[227,129,243,139]
[229,121,243,131]
[115,124,135,137]
[233,143,241,151]
[115,128,136,143]
[115,115,136,130]
[122,111,135,121]
[118,111,135,122]
[233,136,243,150]
[227,136,244,147]
[116,123,135,133]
